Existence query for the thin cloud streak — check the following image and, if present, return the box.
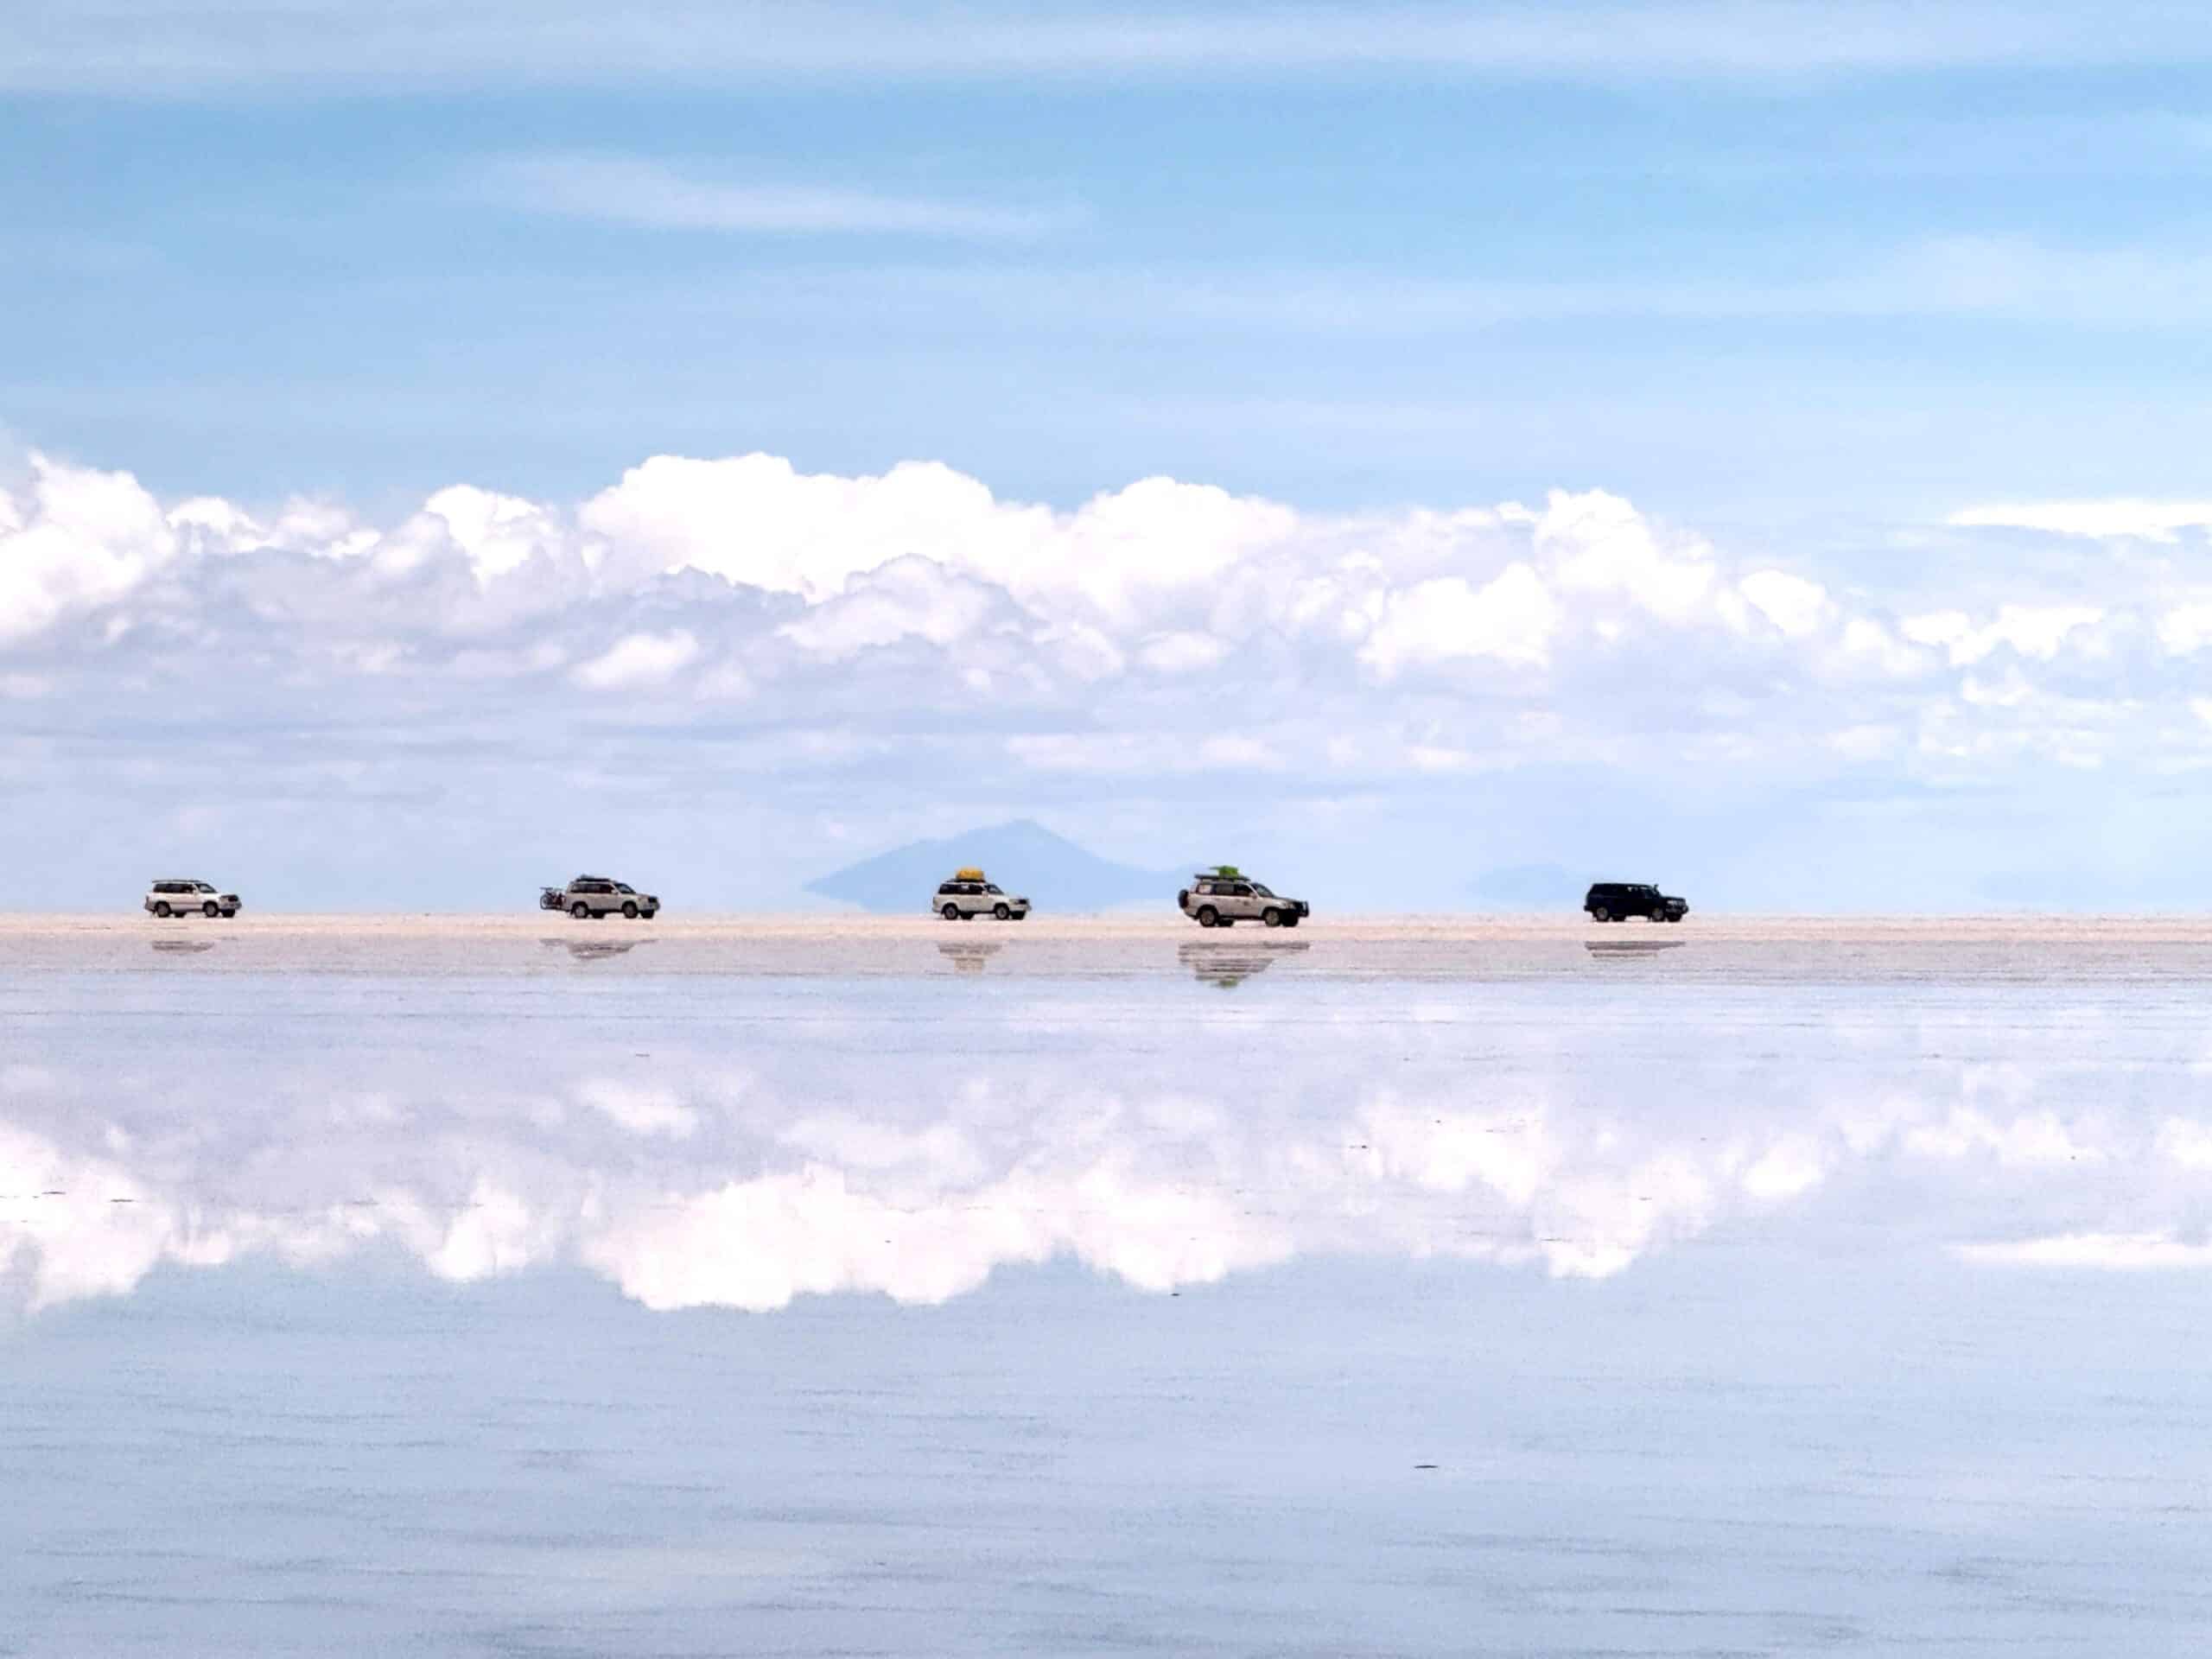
[14,2,2212,94]
[486,155,1084,239]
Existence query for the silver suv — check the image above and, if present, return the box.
[931,874,1030,921]
[548,875,660,919]
[145,880,241,918]
[1178,871,1308,929]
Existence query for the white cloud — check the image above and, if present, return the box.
[1949,499,2212,540]
[0,455,177,643]
[1359,563,1560,675]
[487,153,1077,238]
[1135,630,1227,674]
[1902,603,2102,665]
[572,629,701,690]
[1955,1233,2212,1269]
[1739,569,1832,639]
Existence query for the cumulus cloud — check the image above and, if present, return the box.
[0,454,178,642]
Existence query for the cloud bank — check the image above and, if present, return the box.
[7,442,2212,907]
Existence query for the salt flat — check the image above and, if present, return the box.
[3,920,2210,1654]
[9,910,2212,982]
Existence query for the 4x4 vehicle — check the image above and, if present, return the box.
[1178,868,1309,929]
[931,868,1030,921]
[547,875,660,919]
[144,880,241,918]
[1584,882,1688,924]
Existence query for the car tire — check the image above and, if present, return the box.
[153,901,172,918]
[1012,911,1027,921]
[571,901,590,919]
[1262,908,1283,927]
[942,904,960,920]
[994,903,1011,919]
[1667,913,1682,923]
[1650,907,1665,923]
[1197,906,1218,928]
[623,901,639,918]
[1592,906,1611,923]
[202,901,219,917]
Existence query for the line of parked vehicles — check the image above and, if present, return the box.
[145,868,1689,926]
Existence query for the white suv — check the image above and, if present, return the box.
[145,880,241,918]
[1178,872,1308,929]
[931,874,1031,921]
[550,876,660,919]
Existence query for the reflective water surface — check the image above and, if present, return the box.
[4,924,2211,1654]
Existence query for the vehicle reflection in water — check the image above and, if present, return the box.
[539,937,656,962]
[1179,938,1312,987]
[1584,938,1686,958]
[149,938,219,955]
[937,941,1004,975]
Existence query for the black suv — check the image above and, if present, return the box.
[1584,882,1688,924]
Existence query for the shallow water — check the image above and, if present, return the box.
[4,923,2211,1654]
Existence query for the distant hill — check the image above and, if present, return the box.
[806,819,1188,914]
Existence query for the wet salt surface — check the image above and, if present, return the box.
[5,923,2212,1654]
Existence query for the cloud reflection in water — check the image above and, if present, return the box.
[6,966,2211,1318]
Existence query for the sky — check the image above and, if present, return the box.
[8,1,2212,909]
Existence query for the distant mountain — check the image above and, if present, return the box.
[806,819,1188,914]
[1467,862,1582,911]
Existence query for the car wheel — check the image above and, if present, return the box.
[994,903,1011,920]
[153,901,172,918]
[1197,906,1218,928]
[1667,913,1682,924]
[571,901,590,919]
[1592,906,1611,923]
[1262,908,1283,927]
[1650,907,1666,923]
[1012,911,1027,921]
[202,901,219,917]
[942,904,960,920]
[623,901,639,918]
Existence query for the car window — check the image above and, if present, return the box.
[984,884,1002,894]
[1230,884,1253,897]
[938,883,956,895]
[614,883,634,893]
[1251,883,1274,897]
[196,883,215,893]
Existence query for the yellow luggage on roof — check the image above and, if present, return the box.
[955,867,986,881]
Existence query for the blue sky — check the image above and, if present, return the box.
[8,3,2212,907]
